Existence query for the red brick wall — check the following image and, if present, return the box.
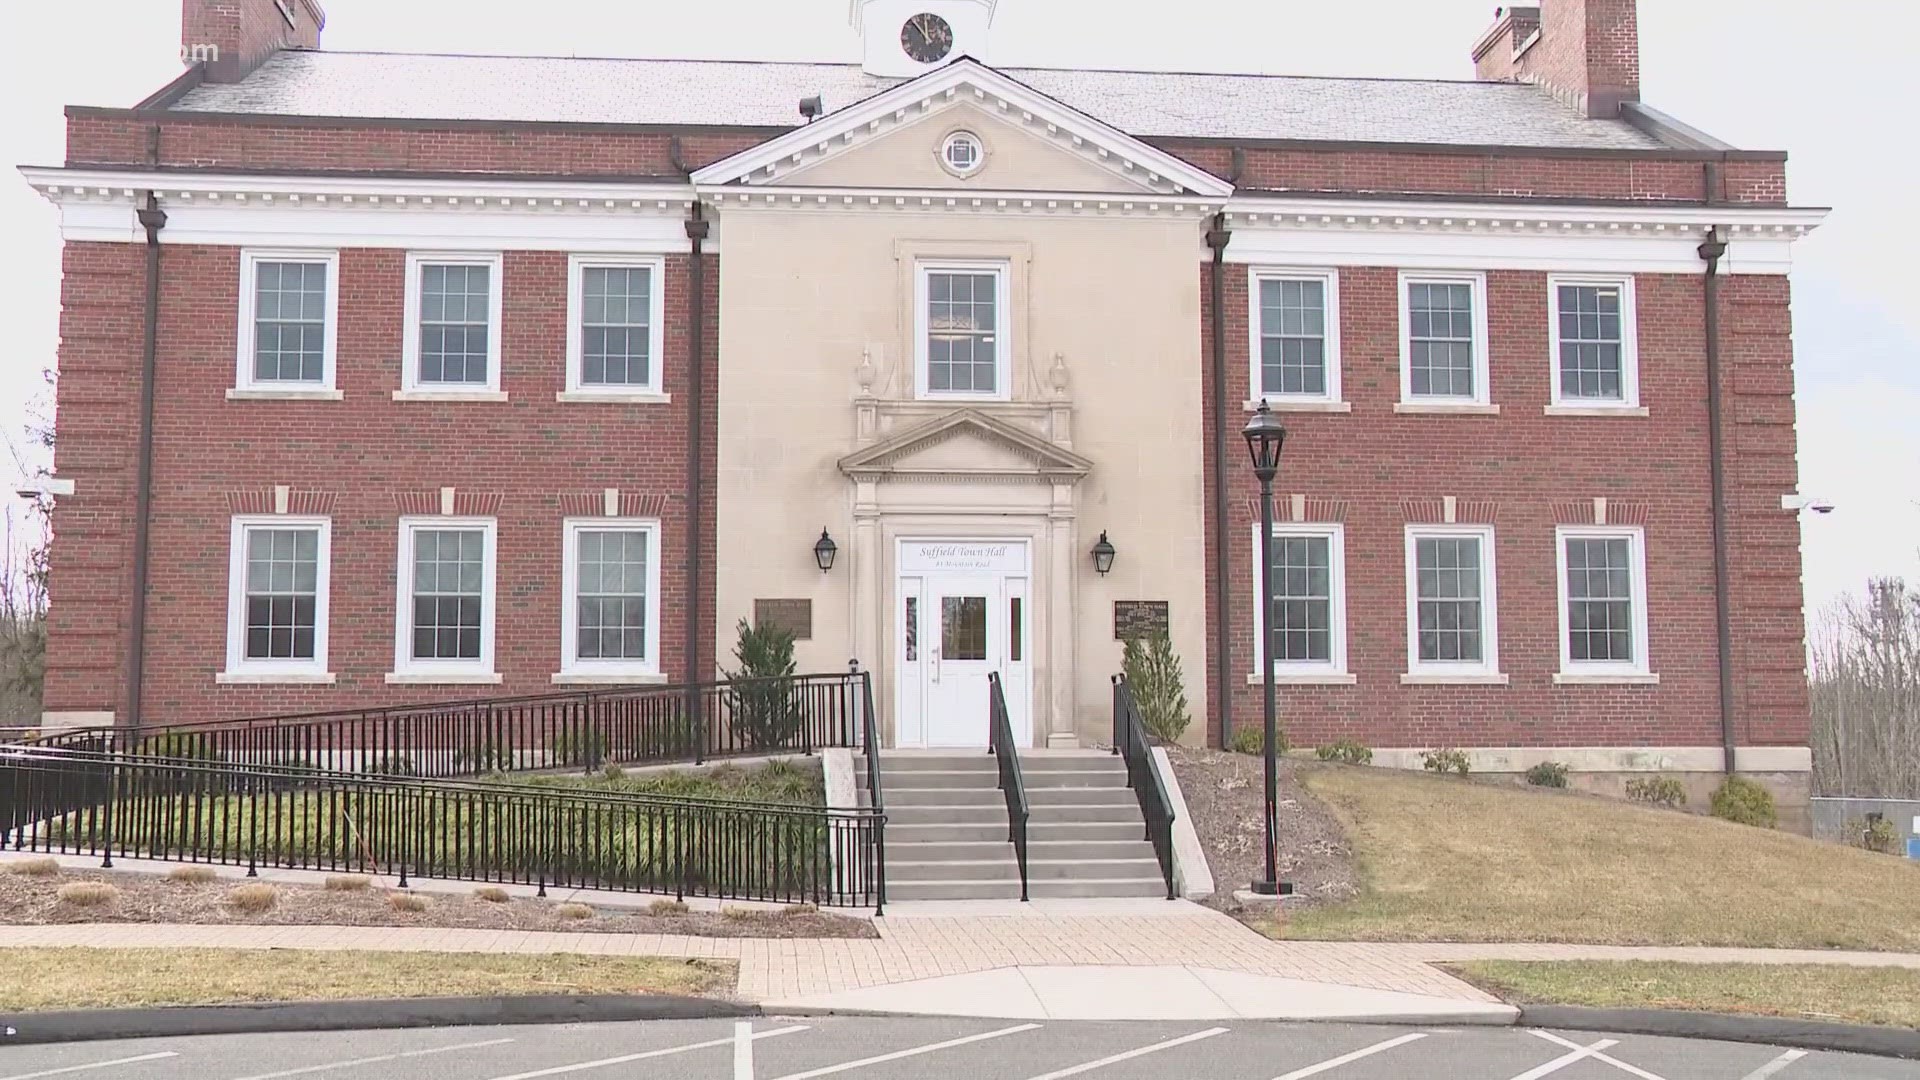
[182,0,324,84]
[1473,0,1640,119]
[1199,261,1808,750]
[42,242,719,725]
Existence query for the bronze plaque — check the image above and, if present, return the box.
[754,598,813,640]
[1113,600,1170,641]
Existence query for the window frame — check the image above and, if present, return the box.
[559,517,664,678]
[914,259,1013,403]
[1547,273,1641,410]
[234,249,340,396]
[1398,270,1492,407]
[401,251,505,394]
[564,254,667,399]
[391,515,499,682]
[1555,524,1653,678]
[1248,267,1343,406]
[1403,523,1503,680]
[223,514,332,681]
[1251,521,1348,679]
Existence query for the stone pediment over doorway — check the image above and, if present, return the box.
[837,409,1092,484]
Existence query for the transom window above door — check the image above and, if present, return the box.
[916,261,1011,401]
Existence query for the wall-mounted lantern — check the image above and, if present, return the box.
[1090,530,1116,576]
[813,528,838,572]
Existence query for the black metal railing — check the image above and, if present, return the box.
[31,672,869,779]
[855,663,887,914]
[1,745,886,908]
[1112,674,1177,900]
[987,672,1029,902]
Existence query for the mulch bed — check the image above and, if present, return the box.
[1164,746,1358,913]
[0,865,878,939]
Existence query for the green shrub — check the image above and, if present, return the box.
[1847,815,1900,855]
[1314,740,1373,766]
[551,725,608,767]
[1227,725,1285,756]
[1121,632,1190,743]
[723,618,800,750]
[1710,775,1777,828]
[1525,761,1570,788]
[1625,775,1688,808]
[452,743,511,773]
[1421,748,1471,776]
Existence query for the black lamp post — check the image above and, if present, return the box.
[813,529,837,572]
[1090,531,1116,576]
[1242,401,1292,897]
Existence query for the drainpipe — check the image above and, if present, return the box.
[684,200,710,708]
[1206,210,1233,749]
[124,191,167,743]
[1699,161,1736,775]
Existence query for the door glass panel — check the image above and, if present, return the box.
[1009,597,1022,662]
[941,596,988,660]
[904,596,918,661]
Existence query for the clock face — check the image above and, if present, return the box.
[900,12,955,63]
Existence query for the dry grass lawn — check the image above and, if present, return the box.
[1271,765,1920,949]
[1451,960,1920,1029]
[0,948,733,1012]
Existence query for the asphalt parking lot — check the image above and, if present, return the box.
[2,1017,1915,1080]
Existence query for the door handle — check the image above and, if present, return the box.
[931,646,941,684]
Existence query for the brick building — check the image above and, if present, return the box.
[23,0,1825,810]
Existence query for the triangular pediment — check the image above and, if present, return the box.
[691,58,1233,199]
[838,409,1093,481]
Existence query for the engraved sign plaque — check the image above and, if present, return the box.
[1113,600,1170,641]
[754,598,813,640]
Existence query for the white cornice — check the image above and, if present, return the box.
[698,184,1223,219]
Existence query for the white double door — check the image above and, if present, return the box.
[896,542,1032,749]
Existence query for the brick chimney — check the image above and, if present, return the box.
[1471,1,1639,119]
[183,0,325,84]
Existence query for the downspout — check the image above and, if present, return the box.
[123,126,166,742]
[683,200,710,697]
[1205,150,1242,747]
[1699,161,1736,775]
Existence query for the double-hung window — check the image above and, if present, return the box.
[1556,526,1654,680]
[234,250,339,397]
[564,256,666,399]
[392,517,498,682]
[1399,272,1491,407]
[1404,524,1503,680]
[1250,269,1342,406]
[559,518,662,678]
[916,261,1010,401]
[1253,523,1348,679]
[223,516,331,681]
[1548,275,1640,410]
[401,253,503,396]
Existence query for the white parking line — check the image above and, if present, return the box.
[1020,1027,1228,1080]
[1532,1030,1670,1080]
[1507,1037,1619,1080]
[765,1023,1042,1080]
[734,1021,754,1080]
[229,1037,514,1079]
[1739,1049,1808,1080]
[484,1025,808,1080]
[0,1053,179,1080]
[1271,1033,1428,1080]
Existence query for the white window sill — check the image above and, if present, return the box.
[1247,672,1357,686]
[1400,672,1510,686]
[226,387,344,402]
[555,390,672,404]
[1545,404,1649,417]
[1394,402,1500,416]
[392,389,509,403]
[384,671,504,685]
[1554,672,1661,686]
[216,671,337,685]
[1244,399,1353,414]
[551,671,670,686]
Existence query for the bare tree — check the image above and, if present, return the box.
[1809,577,1920,798]
[1,368,54,727]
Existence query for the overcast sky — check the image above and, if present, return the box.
[1,0,1914,618]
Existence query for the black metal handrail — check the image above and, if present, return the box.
[855,665,887,914]
[987,672,1029,902]
[2,745,885,907]
[1112,675,1177,900]
[30,672,867,779]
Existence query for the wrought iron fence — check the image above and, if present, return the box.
[987,672,1029,902]
[1112,674,1177,899]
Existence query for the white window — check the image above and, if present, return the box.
[1252,522,1348,679]
[223,516,331,681]
[391,517,498,682]
[1399,271,1491,406]
[940,130,984,176]
[234,250,339,396]
[1249,268,1341,405]
[1548,275,1640,409]
[915,261,1010,401]
[1556,525,1653,679]
[564,255,666,400]
[1404,524,1503,680]
[560,518,662,677]
[401,252,504,395]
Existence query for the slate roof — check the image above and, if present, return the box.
[167,51,1671,151]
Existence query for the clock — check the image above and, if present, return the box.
[900,12,955,63]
